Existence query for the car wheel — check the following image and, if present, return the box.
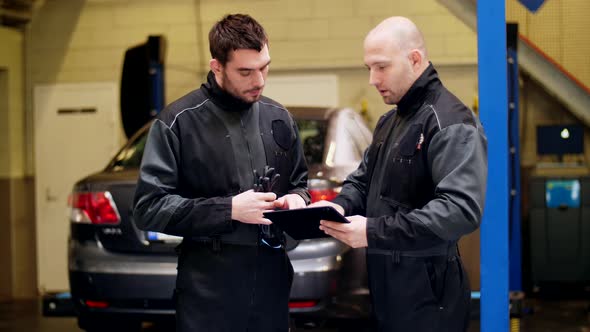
[78,314,142,332]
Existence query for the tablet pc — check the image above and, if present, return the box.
[263,206,349,240]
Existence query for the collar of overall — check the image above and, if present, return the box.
[396,62,441,116]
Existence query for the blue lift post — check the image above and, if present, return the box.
[149,59,165,116]
[148,35,166,116]
[507,22,525,330]
[507,24,522,295]
[478,1,510,332]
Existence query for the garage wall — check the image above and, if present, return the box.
[507,0,590,91]
[26,0,477,136]
[273,64,478,129]
[518,76,590,168]
[1,28,25,179]
[506,0,590,168]
[25,0,480,293]
[0,27,37,300]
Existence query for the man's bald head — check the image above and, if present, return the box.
[365,16,428,60]
[363,17,430,105]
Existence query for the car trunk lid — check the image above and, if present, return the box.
[70,169,179,254]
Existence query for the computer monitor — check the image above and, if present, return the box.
[536,124,584,156]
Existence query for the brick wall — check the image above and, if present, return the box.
[26,0,477,136]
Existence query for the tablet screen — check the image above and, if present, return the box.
[263,206,349,240]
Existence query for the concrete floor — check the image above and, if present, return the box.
[0,299,589,332]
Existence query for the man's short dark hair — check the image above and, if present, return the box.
[209,14,268,65]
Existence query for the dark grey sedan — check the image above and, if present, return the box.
[67,107,372,331]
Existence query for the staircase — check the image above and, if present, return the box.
[437,0,590,127]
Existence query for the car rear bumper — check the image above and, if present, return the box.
[69,239,177,317]
[68,238,368,319]
[70,270,176,317]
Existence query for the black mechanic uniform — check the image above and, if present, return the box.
[331,64,487,332]
[133,72,310,332]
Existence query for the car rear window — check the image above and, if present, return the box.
[110,119,329,171]
[111,131,148,170]
[297,119,327,166]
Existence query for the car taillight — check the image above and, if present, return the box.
[85,300,109,308]
[308,179,340,203]
[289,300,319,309]
[309,189,339,203]
[69,191,120,225]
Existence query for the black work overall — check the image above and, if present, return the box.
[367,246,471,332]
[175,240,293,332]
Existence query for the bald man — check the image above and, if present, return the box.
[313,17,487,331]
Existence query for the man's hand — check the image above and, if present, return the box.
[308,200,345,215]
[274,193,306,210]
[319,215,368,248]
[231,190,276,225]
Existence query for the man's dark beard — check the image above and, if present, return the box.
[221,75,260,103]
[222,75,264,103]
